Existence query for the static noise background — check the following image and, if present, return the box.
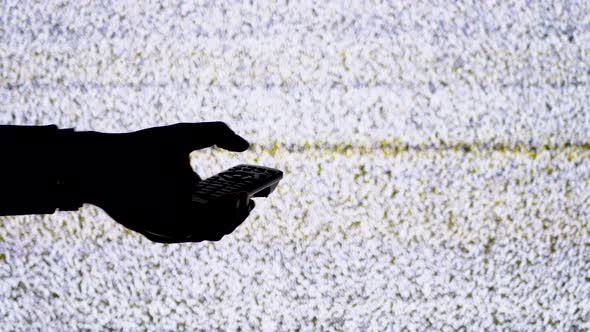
[0,1,589,331]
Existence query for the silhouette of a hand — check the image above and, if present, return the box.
[70,122,255,243]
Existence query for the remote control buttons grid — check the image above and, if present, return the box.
[193,165,281,204]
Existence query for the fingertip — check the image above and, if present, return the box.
[233,134,250,151]
[217,134,250,152]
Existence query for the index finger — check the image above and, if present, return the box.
[181,121,250,152]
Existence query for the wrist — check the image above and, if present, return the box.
[59,129,129,207]
[55,128,85,210]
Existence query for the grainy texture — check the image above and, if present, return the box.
[0,0,589,330]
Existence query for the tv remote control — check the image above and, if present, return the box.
[192,164,283,204]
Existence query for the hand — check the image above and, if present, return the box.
[70,122,255,243]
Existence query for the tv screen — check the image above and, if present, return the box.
[0,1,587,330]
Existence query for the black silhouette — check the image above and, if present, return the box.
[0,122,256,243]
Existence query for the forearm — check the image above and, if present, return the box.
[0,124,83,216]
